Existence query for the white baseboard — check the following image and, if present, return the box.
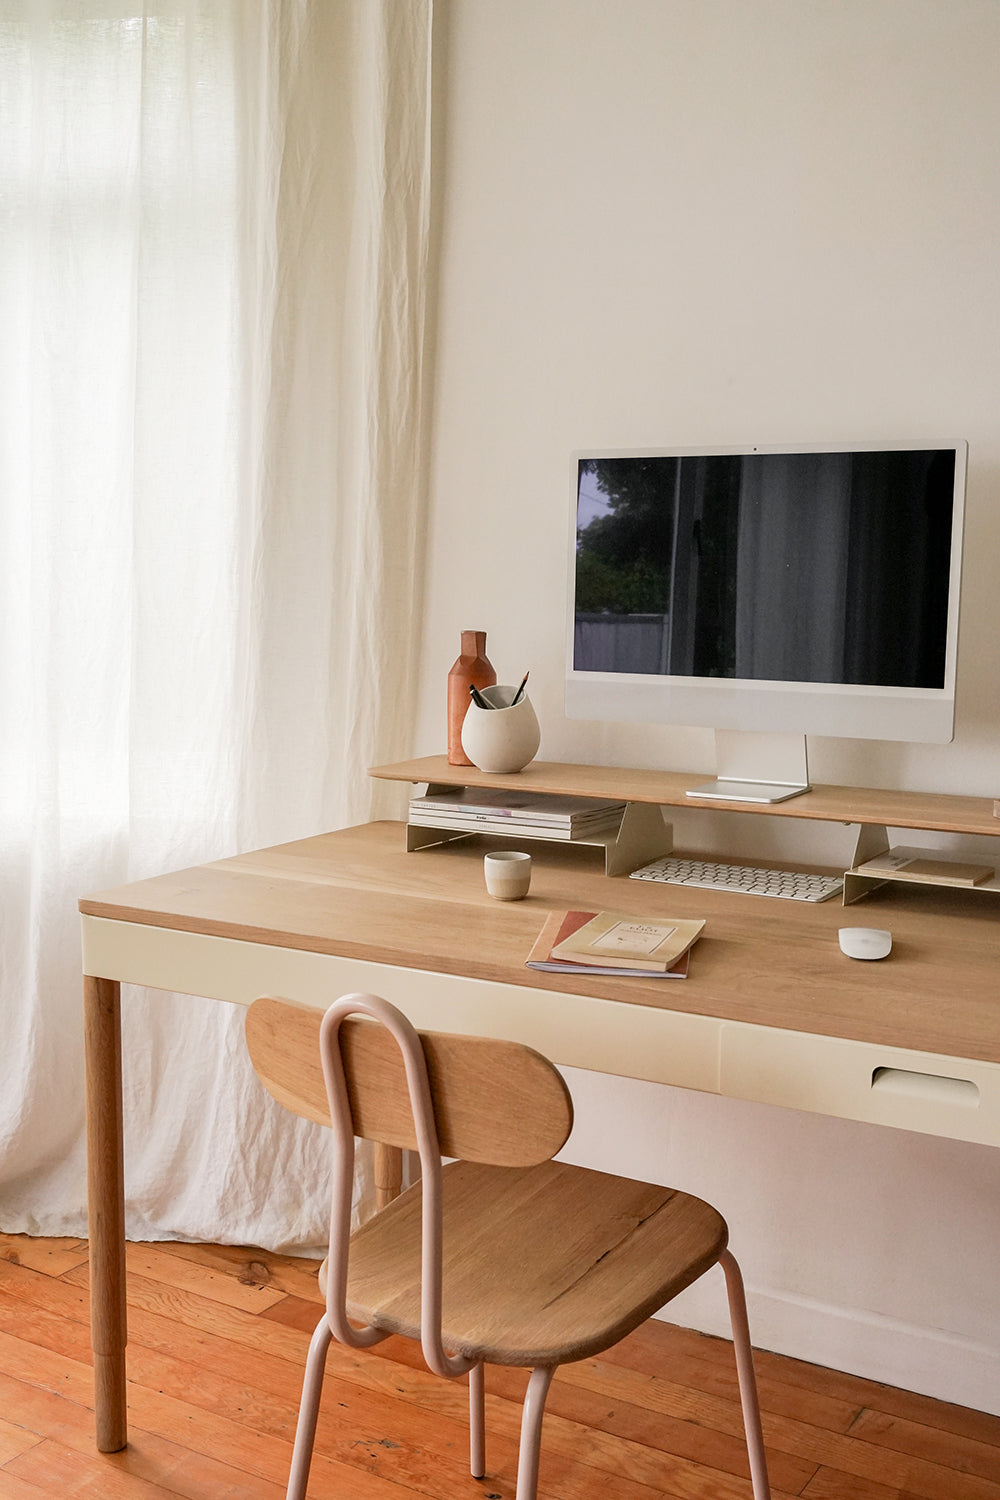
[657,1276,1000,1416]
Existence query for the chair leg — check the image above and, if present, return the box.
[719,1249,772,1500]
[515,1365,555,1500]
[285,1316,333,1500]
[469,1361,485,1478]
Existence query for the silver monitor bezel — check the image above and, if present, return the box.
[565,441,968,745]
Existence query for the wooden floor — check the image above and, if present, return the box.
[1,1235,999,1499]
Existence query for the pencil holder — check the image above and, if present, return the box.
[461,684,540,774]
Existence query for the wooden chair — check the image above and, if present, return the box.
[245,992,772,1500]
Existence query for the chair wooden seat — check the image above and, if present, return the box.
[245,991,771,1500]
[342,1158,727,1367]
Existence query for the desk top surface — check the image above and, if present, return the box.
[80,820,1000,1066]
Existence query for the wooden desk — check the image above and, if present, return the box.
[80,819,1000,1451]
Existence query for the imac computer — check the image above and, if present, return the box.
[565,443,968,802]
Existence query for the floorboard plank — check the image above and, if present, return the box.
[144,1241,324,1304]
[0,1234,90,1279]
[0,1471,53,1498]
[121,1245,289,1316]
[0,1419,42,1469]
[848,1406,1000,1483]
[603,1320,864,1434]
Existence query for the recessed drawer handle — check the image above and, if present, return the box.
[871,1067,979,1107]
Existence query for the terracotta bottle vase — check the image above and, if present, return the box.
[447,630,496,765]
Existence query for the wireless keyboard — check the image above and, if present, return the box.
[630,855,843,903]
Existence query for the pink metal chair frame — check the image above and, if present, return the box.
[284,993,485,1499]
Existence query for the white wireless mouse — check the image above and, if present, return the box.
[838,927,892,960]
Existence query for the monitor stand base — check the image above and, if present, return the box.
[686,731,811,804]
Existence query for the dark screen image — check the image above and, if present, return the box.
[574,450,955,689]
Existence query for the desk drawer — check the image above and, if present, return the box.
[81,917,723,1095]
[720,1022,1000,1147]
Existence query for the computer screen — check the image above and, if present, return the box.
[566,444,967,781]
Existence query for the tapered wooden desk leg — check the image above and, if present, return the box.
[84,975,128,1451]
[374,1142,403,1209]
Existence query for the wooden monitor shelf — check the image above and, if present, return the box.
[370,756,1000,894]
[370,755,1000,833]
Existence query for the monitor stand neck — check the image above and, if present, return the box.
[686,730,811,804]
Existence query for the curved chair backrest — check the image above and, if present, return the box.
[246,992,573,1166]
[246,991,575,1380]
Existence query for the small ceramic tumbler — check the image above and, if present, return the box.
[484,850,532,900]
[461,684,540,773]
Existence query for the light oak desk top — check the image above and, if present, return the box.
[80,818,1000,1451]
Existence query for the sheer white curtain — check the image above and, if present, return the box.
[0,0,432,1248]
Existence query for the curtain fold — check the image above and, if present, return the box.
[0,0,432,1249]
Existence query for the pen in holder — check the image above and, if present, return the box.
[461,684,541,773]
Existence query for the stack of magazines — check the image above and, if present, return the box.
[407,787,626,841]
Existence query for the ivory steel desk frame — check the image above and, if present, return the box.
[80,770,1000,1452]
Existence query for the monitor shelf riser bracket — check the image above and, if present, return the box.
[405,789,672,877]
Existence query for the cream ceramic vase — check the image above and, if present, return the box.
[460,684,540,773]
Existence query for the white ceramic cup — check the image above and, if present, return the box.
[461,685,541,774]
[484,850,532,900]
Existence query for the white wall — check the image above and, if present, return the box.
[416,0,1000,1410]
